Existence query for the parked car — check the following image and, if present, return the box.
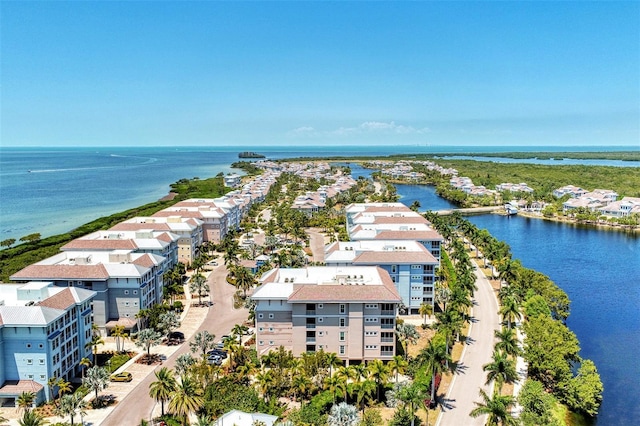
[207,349,228,359]
[110,372,132,382]
[207,355,222,365]
[169,331,185,341]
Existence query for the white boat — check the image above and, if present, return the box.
[504,203,518,215]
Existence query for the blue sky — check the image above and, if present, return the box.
[2,1,639,147]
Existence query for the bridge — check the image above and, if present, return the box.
[432,206,504,216]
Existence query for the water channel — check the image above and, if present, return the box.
[346,162,639,425]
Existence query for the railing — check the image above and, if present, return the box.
[306,324,316,329]
[381,310,394,316]
[381,324,394,329]
[306,310,316,315]
[380,337,394,342]
[306,337,316,343]
[380,351,394,357]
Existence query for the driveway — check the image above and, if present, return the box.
[437,264,500,426]
[98,264,249,426]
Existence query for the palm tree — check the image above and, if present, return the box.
[325,352,342,377]
[231,323,249,345]
[17,410,48,426]
[398,382,427,426]
[79,357,92,380]
[327,402,360,426]
[499,296,522,329]
[55,394,87,426]
[469,389,518,426]
[135,308,150,331]
[366,359,389,401]
[82,365,110,404]
[494,327,522,358]
[168,376,204,426]
[189,273,209,306]
[133,328,162,356]
[419,302,434,325]
[255,368,275,402]
[149,367,177,417]
[56,378,72,400]
[17,392,35,413]
[418,340,451,403]
[189,330,216,359]
[353,379,376,413]
[324,374,347,404]
[483,350,518,393]
[234,266,256,298]
[396,323,420,360]
[291,374,313,402]
[111,325,128,352]
[175,353,196,377]
[389,355,408,384]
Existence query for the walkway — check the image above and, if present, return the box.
[437,263,501,426]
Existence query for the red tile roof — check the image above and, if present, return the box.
[11,264,110,280]
[36,288,76,310]
[374,230,443,241]
[353,251,437,264]
[110,223,172,231]
[61,239,138,250]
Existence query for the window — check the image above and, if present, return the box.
[269,341,274,345]
[365,331,378,336]
[39,359,45,365]
[411,265,422,269]
[339,345,345,355]
[258,314,264,319]
[133,290,138,295]
[391,265,397,273]
[318,304,323,309]
[258,327,264,332]
[339,304,345,314]
[124,290,129,295]
[40,375,46,380]
[259,340,264,345]
[318,317,324,323]
[339,331,345,341]
[38,344,43,349]
[365,317,378,323]
[27,359,33,365]
[26,343,32,349]
[365,304,378,309]
[319,331,324,337]
[339,318,345,327]
[269,327,274,332]
[268,313,274,319]
[365,345,378,350]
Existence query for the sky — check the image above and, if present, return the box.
[1,1,639,148]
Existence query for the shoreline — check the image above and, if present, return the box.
[515,210,640,233]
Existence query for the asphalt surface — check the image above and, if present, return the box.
[100,264,248,426]
[436,264,500,426]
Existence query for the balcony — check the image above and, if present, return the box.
[306,310,316,315]
[306,337,316,343]
[381,324,394,329]
[381,337,394,343]
[306,324,316,329]
[380,351,394,357]
[381,310,394,316]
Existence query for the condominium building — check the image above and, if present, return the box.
[11,249,167,334]
[110,216,203,264]
[252,266,402,363]
[325,240,438,314]
[0,282,95,405]
[345,203,443,261]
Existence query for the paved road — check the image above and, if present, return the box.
[437,264,500,426]
[100,265,248,426]
[306,229,326,263]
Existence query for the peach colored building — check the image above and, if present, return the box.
[252,266,401,363]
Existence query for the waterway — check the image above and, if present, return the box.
[392,180,640,425]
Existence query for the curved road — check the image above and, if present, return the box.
[437,263,500,426]
[101,265,248,426]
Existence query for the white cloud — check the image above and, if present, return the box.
[287,121,430,137]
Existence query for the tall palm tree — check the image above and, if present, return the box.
[111,325,127,352]
[396,323,420,360]
[79,357,92,380]
[469,389,518,426]
[499,296,522,329]
[175,353,196,378]
[189,330,216,360]
[494,327,522,358]
[419,302,434,325]
[231,323,249,345]
[149,367,177,417]
[56,378,72,400]
[82,366,110,404]
[168,376,204,426]
[291,375,313,402]
[189,273,209,306]
[325,352,342,378]
[233,266,256,298]
[483,350,518,393]
[366,359,389,401]
[324,374,347,404]
[398,382,427,426]
[389,355,408,384]
[255,368,275,402]
[418,340,451,403]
